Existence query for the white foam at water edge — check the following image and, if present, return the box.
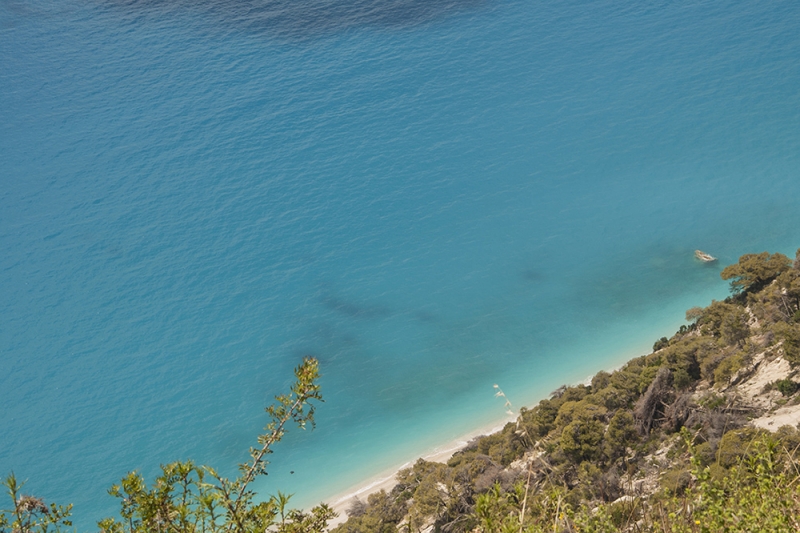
[328,415,514,512]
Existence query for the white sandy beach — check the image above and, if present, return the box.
[320,351,645,528]
[325,415,515,527]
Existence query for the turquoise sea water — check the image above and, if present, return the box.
[2,0,800,527]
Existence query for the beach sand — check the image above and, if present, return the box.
[325,416,515,528]
[322,362,635,528]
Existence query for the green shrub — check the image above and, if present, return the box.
[653,337,669,352]
[558,402,607,463]
[773,378,799,397]
[772,322,800,363]
[716,427,762,468]
[603,411,636,461]
[591,371,611,391]
[721,251,792,294]
[587,386,627,410]
[694,441,715,467]
[519,398,560,438]
[672,368,692,390]
[713,353,744,385]
[660,467,692,496]
[698,392,726,410]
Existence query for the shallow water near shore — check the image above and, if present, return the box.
[2,0,800,527]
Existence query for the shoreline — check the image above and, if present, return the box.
[321,353,646,528]
[314,285,739,528]
[325,415,515,527]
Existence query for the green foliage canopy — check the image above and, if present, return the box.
[720,252,791,294]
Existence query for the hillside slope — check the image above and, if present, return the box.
[333,250,800,533]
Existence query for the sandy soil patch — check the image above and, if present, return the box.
[751,402,800,430]
[733,352,790,409]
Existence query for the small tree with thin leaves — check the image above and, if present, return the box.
[3,357,334,533]
[98,356,334,533]
[0,473,73,533]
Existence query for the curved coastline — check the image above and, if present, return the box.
[315,353,667,519]
[313,313,694,519]
[325,417,514,525]
[318,354,647,524]
[324,248,800,533]
[316,251,796,528]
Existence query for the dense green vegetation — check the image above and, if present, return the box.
[334,249,800,533]
[4,250,800,533]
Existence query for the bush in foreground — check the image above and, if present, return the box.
[1,358,334,533]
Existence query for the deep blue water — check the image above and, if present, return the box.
[2,0,800,528]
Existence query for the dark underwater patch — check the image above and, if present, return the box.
[520,268,544,282]
[319,293,391,319]
[103,0,489,39]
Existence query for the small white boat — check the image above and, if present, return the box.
[694,250,717,262]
